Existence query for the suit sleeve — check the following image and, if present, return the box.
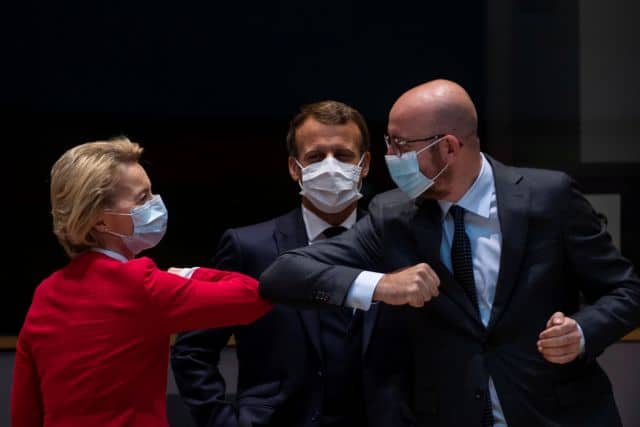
[562,176,640,358]
[259,201,384,308]
[11,333,43,427]
[171,230,243,427]
[140,256,272,335]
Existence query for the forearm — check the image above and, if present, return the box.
[148,268,272,333]
[259,252,363,308]
[562,176,640,356]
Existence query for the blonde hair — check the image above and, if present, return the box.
[50,137,144,258]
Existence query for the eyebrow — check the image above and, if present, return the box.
[136,187,151,200]
[305,147,356,156]
[303,150,324,157]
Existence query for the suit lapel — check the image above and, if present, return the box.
[274,209,324,359]
[273,208,308,253]
[487,157,530,331]
[412,199,484,327]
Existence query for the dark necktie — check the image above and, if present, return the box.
[323,226,347,239]
[322,226,355,320]
[450,205,494,427]
[450,205,479,309]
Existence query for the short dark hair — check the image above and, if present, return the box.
[286,100,370,158]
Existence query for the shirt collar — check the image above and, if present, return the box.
[438,153,494,219]
[91,248,128,262]
[302,205,357,243]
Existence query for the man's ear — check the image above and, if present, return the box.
[288,156,301,182]
[360,151,371,179]
[442,135,462,163]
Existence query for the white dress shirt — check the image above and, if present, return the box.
[302,205,357,244]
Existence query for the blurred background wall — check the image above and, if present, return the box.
[2,1,639,425]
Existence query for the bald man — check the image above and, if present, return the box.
[259,79,640,426]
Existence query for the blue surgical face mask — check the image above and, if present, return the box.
[106,194,168,255]
[384,137,448,199]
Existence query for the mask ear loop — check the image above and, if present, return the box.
[295,159,306,190]
[430,161,449,181]
[415,135,446,157]
[104,229,130,238]
[100,210,134,238]
[354,153,367,191]
[103,211,132,216]
[414,136,448,181]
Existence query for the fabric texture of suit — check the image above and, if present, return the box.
[259,157,640,427]
[171,207,415,427]
[11,251,271,427]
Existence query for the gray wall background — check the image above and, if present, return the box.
[2,343,639,426]
[579,1,640,163]
[3,1,639,426]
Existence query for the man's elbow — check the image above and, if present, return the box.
[258,265,278,301]
[258,255,290,299]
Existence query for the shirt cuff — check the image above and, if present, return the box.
[576,321,586,354]
[178,267,198,279]
[344,271,383,311]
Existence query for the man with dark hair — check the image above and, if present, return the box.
[260,80,640,426]
[171,100,414,427]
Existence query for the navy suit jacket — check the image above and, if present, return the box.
[259,157,640,427]
[171,208,415,427]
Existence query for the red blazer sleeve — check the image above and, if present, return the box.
[11,333,43,427]
[136,258,272,334]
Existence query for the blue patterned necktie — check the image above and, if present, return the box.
[450,205,494,427]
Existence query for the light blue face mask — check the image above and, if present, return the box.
[106,194,168,255]
[384,137,448,199]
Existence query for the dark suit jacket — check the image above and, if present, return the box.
[259,157,640,427]
[171,208,415,427]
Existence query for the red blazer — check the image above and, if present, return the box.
[11,251,271,427]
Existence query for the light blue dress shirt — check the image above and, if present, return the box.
[348,154,586,426]
[347,155,510,424]
[436,154,507,426]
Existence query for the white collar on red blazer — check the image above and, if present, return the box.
[91,248,128,263]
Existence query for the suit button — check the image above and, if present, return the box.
[311,415,318,422]
[475,390,482,399]
[317,370,323,377]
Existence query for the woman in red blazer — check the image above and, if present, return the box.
[11,138,272,427]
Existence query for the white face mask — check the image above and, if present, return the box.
[296,155,365,214]
[105,194,168,255]
[384,137,448,199]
